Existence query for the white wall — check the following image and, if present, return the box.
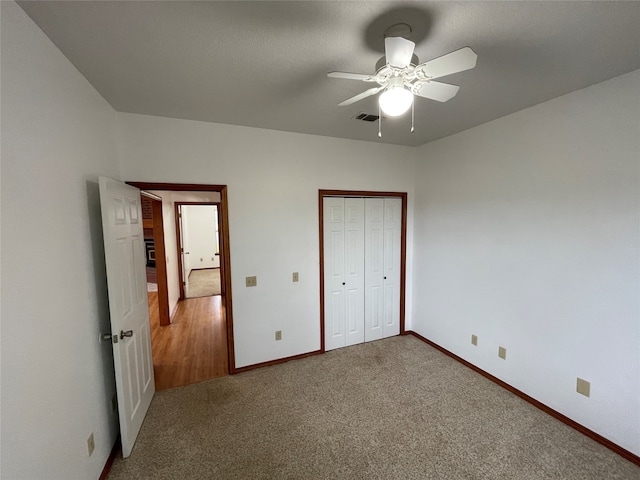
[117,114,416,368]
[1,2,120,478]
[412,70,640,455]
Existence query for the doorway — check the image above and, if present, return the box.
[127,182,236,389]
[175,202,223,300]
[141,192,170,325]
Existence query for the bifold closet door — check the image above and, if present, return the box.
[364,198,402,341]
[323,197,365,351]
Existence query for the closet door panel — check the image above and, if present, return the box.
[344,198,365,346]
[323,197,346,351]
[364,198,384,341]
[382,198,402,338]
[324,195,401,350]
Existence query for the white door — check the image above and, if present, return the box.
[364,198,385,341]
[323,197,365,350]
[99,177,155,458]
[213,206,221,268]
[382,198,402,338]
[324,197,346,351]
[344,198,365,346]
[365,198,402,340]
[178,205,189,287]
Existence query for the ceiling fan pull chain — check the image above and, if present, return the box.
[378,103,382,138]
[411,101,415,133]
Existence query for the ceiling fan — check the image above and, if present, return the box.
[328,31,477,133]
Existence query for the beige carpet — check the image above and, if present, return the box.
[186,268,221,298]
[107,335,639,479]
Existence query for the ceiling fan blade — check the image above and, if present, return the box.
[415,47,477,79]
[338,86,384,106]
[414,81,460,102]
[328,72,376,82]
[385,36,415,68]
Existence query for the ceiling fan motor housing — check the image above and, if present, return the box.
[383,23,413,39]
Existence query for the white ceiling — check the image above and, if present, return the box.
[17,1,640,147]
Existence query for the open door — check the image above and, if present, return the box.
[215,204,226,295]
[99,177,155,458]
[177,204,189,296]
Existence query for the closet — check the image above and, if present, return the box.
[323,196,402,351]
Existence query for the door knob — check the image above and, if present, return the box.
[101,333,118,343]
[120,330,133,340]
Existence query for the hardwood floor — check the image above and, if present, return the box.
[148,292,229,390]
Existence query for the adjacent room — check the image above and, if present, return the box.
[1,1,638,479]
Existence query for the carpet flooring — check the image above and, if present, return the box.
[186,268,221,298]
[107,335,639,479]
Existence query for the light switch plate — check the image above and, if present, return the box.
[577,378,590,397]
[471,335,478,346]
[498,346,507,360]
[292,272,299,282]
[246,276,257,287]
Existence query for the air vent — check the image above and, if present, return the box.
[353,113,379,122]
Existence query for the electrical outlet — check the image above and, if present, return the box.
[246,276,257,287]
[275,330,282,341]
[471,334,478,346]
[498,346,507,360]
[292,272,299,282]
[577,378,591,397]
[87,433,95,457]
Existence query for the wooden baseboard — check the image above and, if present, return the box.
[407,330,640,467]
[233,349,322,374]
[99,436,120,480]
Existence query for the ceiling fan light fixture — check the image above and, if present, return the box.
[379,86,413,117]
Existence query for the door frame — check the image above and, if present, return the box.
[141,192,171,326]
[127,182,236,374]
[175,201,222,300]
[318,190,408,352]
